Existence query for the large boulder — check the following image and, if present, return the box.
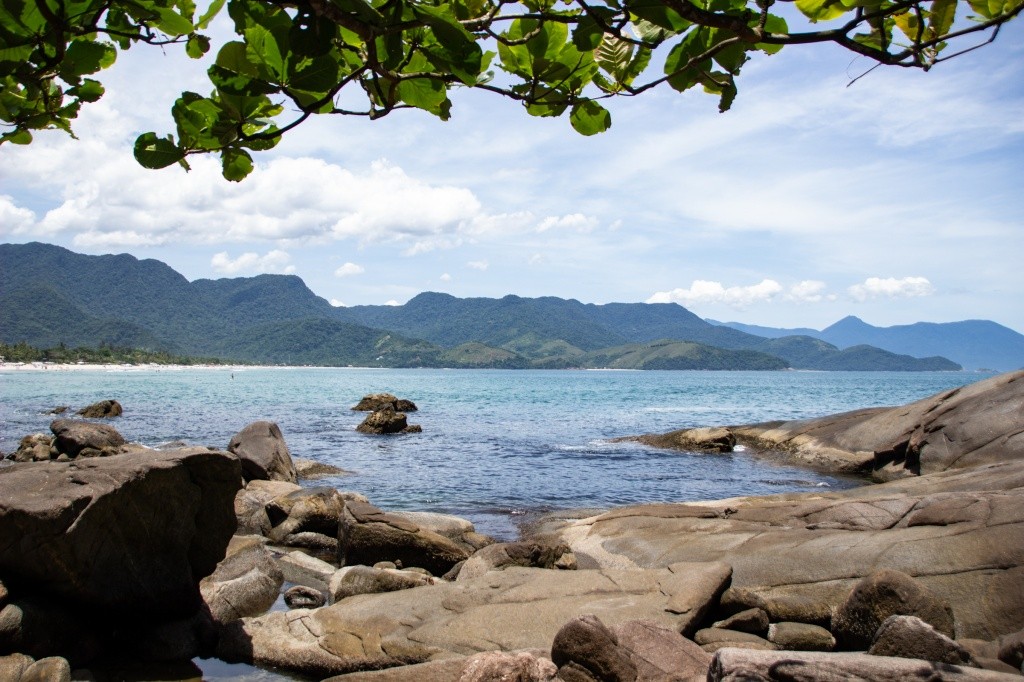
[0,447,241,619]
[266,486,346,542]
[76,400,122,419]
[228,421,297,483]
[832,569,955,650]
[550,614,637,681]
[234,479,302,535]
[868,615,973,665]
[625,427,736,453]
[49,419,126,458]
[456,541,575,582]
[328,565,435,603]
[340,501,471,575]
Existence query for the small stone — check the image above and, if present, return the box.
[713,607,769,635]
[768,622,836,652]
[284,585,326,609]
[76,399,122,418]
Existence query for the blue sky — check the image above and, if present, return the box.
[2,11,1022,333]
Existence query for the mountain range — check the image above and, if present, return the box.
[0,242,981,371]
[713,317,1024,371]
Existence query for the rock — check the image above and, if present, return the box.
[695,628,778,650]
[0,447,240,619]
[627,427,736,453]
[712,608,769,635]
[0,654,33,680]
[278,551,338,592]
[266,486,346,541]
[20,656,71,682]
[356,407,420,435]
[233,479,302,535]
[47,407,69,415]
[868,615,972,665]
[294,458,350,479]
[340,501,471,576]
[328,565,435,603]
[9,434,53,462]
[708,649,1020,681]
[548,459,1024,641]
[767,622,836,651]
[49,419,126,458]
[352,394,418,412]
[0,598,102,663]
[614,619,712,681]
[456,542,575,582]
[75,400,122,418]
[550,614,637,682]
[833,569,955,650]
[217,565,725,677]
[200,535,284,624]
[285,585,326,609]
[658,561,733,637]
[460,651,557,682]
[281,532,340,563]
[727,369,1024,477]
[998,629,1024,668]
[228,421,297,483]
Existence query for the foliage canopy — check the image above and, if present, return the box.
[1,0,1020,179]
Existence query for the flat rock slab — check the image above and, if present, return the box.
[0,447,241,618]
[217,563,731,677]
[550,459,1024,640]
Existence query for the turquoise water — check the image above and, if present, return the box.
[0,367,989,539]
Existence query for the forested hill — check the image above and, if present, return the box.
[715,316,1024,371]
[0,243,960,370]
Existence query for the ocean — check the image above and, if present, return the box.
[0,367,990,539]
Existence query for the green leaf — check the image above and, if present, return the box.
[414,4,484,84]
[68,79,104,103]
[154,6,195,35]
[288,54,340,94]
[134,132,186,169]
[929,0,958,38]
[186,34,212,59]
[61,40,117,79]
[196,0,226,29]
[596,34,634,82]
[245,25,286,78]
[627,0,691,33]
[572,16,606,51]
[795,0,848,21]
[221,147,253,181]
[757,14,787,54]
[570,99,611,135]
[397,76,451,118]
[2,129,32,144]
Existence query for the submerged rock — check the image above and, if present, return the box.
[76,400,122,418]
[627,426,737,453]
[355,406,421,435]
[352,393,418,412]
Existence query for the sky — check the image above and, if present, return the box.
[2,10,1022,333]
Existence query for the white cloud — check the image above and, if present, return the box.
[334,262,365,277]
[467,260,489,271]
[384,299,401,306]
[647,279,784,308]
[211,250,296,275]
[848,276,935,301]
[330,299,347,307]
[0,195,38,235]
[440,273,452,282]
[528,253,547,266]
[536,213,597,233]
[788,280,827,303]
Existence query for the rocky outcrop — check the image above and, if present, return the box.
[228,421,298,483]
[7,434,54,462]
[352,394,418,412]
[456,541,576,582]
[328,565,435,603]
[76,399,122,418]
[868,615,973,665]
[0,654,72,682]
[356,406,421,435]
[0,447,241,619]
[545,459,1024,641]
[217,563,730,677]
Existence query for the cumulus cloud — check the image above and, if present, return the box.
[384,299,401,306]
[467,260,489,271]
[440,273,452,282]
[647,279,784,308]
[330,299,347,307]
[536,213,597,233]
[0,196,38,235]
[334,262,365,277]
[788,280,828,303]
[848,276,935,301]
[211,250,296,275]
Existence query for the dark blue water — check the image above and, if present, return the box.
[0,367,989,538]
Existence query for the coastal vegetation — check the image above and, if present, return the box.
[0,341,229,366]
[0,243,965,371]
